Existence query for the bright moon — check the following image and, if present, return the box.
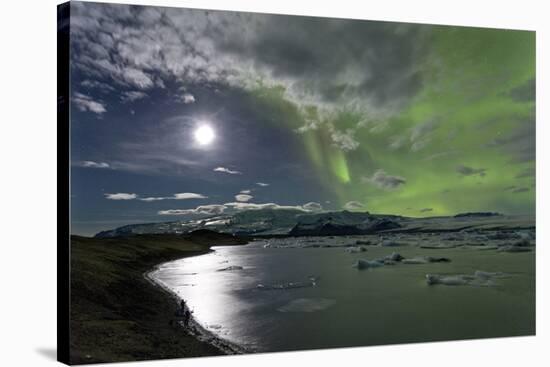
[194,125,215,145]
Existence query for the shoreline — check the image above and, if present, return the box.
[144,259,249,355]
[69,232,248,364]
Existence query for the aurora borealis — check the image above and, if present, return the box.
[69,2,535,235]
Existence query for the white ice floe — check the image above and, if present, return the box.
[353,253,449,269]
[426,274,469,286]
[402,257,430,264]
[426,270,507,287]
[352,259,384,270]
[402,256,451,264]
[345,246,367,253]
[277,298,336,313]
[474,270,505,279]
[385,252,404,262]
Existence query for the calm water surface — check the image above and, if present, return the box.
[150,237,535,352]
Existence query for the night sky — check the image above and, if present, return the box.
[69,2,535,236]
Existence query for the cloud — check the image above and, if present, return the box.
[80,79,115,92]
[224,202,311,211]
[139,192,208,201]
[389,135,406,150]
[302,202,323,212]
[121,90,148,102]
[515,167,535,179]
[456,165,487,177]
[105,193,137,200]
[362,169,406,190]
[344,201,365,210]
[420,208,433,213]
[508,79,535,102]
[158,200,325,216]
[139,197,166,202]
[102,191,211,202]
[214,167,242,175]
[159,204,226,216]
[389,120,438,152]
[256,182,270,187]
[511,187,529,194]
[409,120,438,152]
[122,67,156,89]
[327,125,360,151]
[79,161,110,169]
[70,2,430,136]
[486,112,535,164]
[422,151,457,161]
[235,194,253,202]
[181,93,196,104]
[173,193,208,200]
[73,92,106,114]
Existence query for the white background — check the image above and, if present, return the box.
[0,0,547,366]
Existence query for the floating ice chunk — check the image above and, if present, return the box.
[345,246,367,253]
[403,256,451,264]
[402,257,429,264]
[474,270,505,279]
[355,240,373,246]
[380,240,402,247]
[385,252,404,262]
[216,265,244,271]
[487,231,513,240]
[516,231,535,241]
[427,256,451,263]
[467,245,499,251]
[278,298,336,313]
[420,244,462,249]
[497,245,532,253]
[440,233,463,241]
[426,274,468,286]
[353,259,384,270]
[426,270,506,287]
[257,276,319,290]
[512,238,532,247]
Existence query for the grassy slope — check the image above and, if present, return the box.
[69,231,247,364]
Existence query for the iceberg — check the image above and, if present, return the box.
[403,256,451,264]
[344,246,367,253]
[384,252,404,262]
[352,259,384,270]
[426,270,507,286]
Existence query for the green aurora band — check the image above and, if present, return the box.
[252,26,535,216]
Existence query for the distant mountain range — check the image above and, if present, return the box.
[94,209,534,238]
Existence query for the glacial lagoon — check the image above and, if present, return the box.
[151,232,535,352]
